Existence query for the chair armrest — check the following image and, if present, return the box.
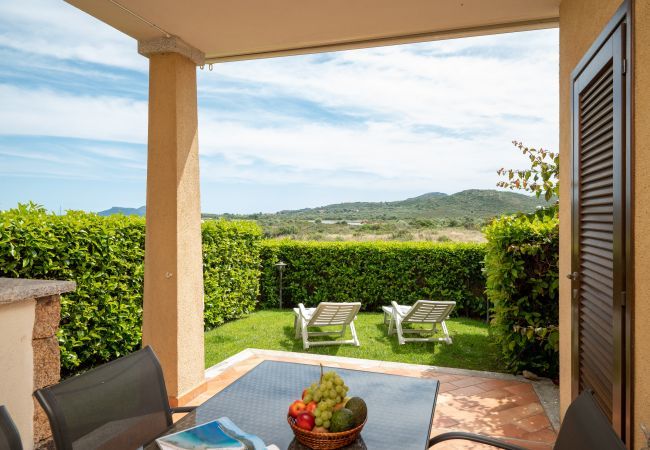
[170,406,197,414]
[429,432,527,450]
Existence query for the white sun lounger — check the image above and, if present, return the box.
[293,302,361,350]
[382,300,456,345]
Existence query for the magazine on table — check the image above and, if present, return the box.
[155,417,279,450]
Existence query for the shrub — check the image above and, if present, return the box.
[259,240,487,317]
[202,220,262,329]
[0,204,146,373]
[483,212,559,377]
[0,204,261,375]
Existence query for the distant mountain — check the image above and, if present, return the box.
[271,189,551,220]
[97,206,146,217]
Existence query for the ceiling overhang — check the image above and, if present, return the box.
[65,0,560,64]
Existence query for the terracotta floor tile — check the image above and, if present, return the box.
[451,376,493,388]
[504,383,536,396]
[447,384,487,396]
[522,427,557,444]
[512,413,551,433]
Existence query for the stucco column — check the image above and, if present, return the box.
[140,39,205,401]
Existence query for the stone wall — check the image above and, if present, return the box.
[32,295,61,450]
[0,278,75,450]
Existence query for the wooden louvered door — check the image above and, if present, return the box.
[571,9,630,441]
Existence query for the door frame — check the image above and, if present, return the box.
[569,0,634,444]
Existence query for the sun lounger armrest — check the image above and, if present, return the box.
[390,301,405,318]
[298,303,311,321]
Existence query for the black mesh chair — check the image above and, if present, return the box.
[0,405,23,450]
[34,346,195,450]
[429,390,626,450]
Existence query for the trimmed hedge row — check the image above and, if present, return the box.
[484,212,559,377]
[0,204,261,375]
[259,240,487,317]
[202,220,262,329]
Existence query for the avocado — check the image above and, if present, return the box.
[329,408,355,432]
[345,397,367,426]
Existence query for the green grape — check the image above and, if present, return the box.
[304,394,312,403]
[334,378,343,386]
[311,383,318,390]
[323,420,331,429]
[329,390,337,399]
[315,417,323,426]
[314,409,322,417]
[335,386,343,394]
[336,396,342,404]
[313,392,321,401]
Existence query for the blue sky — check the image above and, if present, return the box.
[0,0,559,214]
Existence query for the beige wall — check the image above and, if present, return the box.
[560,0,649,446]
[633,1,650,446]
[0,300,36,449]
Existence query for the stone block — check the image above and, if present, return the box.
[33,295,60,339]
[33,397,54,449]
[33,337,60,389]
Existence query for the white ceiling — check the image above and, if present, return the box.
[65,0,560,63]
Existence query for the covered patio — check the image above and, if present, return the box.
[2,0,649,448]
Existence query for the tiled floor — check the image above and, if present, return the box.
[182,349,558,450]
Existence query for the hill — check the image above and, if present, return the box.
[97,206,146,217]
[271,189,550,220]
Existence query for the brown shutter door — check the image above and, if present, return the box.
[577,60,615,420]
[571,14,629,440]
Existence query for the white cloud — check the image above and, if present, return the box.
[0,85,147,143]
[0,0,559,199]
[0,0,146,71]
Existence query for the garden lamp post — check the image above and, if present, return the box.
[275,261,287,309]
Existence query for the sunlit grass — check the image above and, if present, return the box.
[205,310,500,372]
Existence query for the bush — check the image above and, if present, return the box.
[483,212,559,377]
[202,220,262,329]
[0,204,261,375]
[259,240,487,317]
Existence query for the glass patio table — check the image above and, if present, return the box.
[145,360,440,450]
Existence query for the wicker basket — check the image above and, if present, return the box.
[287,415,366,449]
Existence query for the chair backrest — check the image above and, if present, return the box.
[553,390,626,450]
[308,302,361,327]
[34,346,172,450]
[401,300,456,324]
[0,405,23,450]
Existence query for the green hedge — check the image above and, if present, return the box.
[202,220,262,329]
[484,212,559,377]
[0,204,261,375]
[259,240,487,317]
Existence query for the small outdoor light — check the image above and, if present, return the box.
[275,260,287,309]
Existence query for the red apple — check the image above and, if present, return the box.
[288,400,306,418]
[305,401,318,414]
[295,412,315,431]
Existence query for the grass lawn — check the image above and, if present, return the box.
[205,310,501,372]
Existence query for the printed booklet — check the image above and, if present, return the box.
[155,417,278,450]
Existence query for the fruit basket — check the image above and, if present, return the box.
[287,415,366,450]
[287,364,368,449]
